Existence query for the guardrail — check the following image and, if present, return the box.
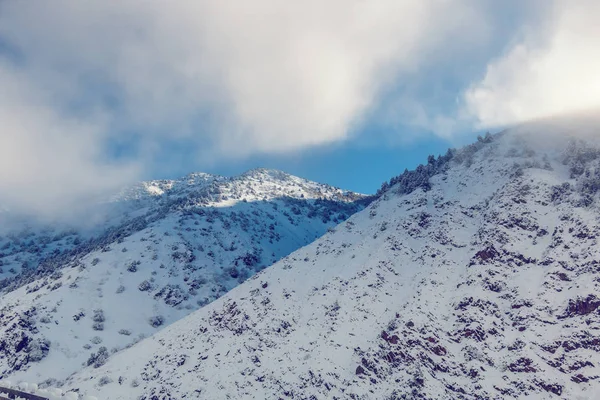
[0,382,93,400]
[0,386,49,400]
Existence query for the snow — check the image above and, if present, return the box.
[4,123,600,399]
[0,169,366,387]
[58,128,600,399]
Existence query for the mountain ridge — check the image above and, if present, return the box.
[59,125,600,399]
[0,169,368,386]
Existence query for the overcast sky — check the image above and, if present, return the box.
[1,0,599,218]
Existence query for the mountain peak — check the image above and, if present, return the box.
[239,167,289,179]
[59,126,600,399]
[0,167,368,387]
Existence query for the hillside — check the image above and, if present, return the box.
[0,168,367,385]
[61,125,600,399]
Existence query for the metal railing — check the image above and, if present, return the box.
[0,386,49,400]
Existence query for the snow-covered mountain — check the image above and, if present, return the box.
[0,168,368,385]
[61,124,600,399]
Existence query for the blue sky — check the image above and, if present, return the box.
[0,1,598,216]
[216,133,479,194]
[146,126,484,195]
[155,135,468,193]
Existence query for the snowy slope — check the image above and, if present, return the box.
[62,126,600,399]
[0,169,367,386]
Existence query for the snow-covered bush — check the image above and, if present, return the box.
[127,260,140,272]
[86,346,109,368]
[92,309,105,323]
[92,309,105,331]
[148,315,164,328]
[27,338,50,362]
[138,280,152,291]
[91,336,102,344]
[98,376,112,386]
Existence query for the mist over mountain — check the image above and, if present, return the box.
[0,169,368,386]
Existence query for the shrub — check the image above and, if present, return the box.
[98,376,112,386]
[86,346,109,368]
[91,336,103,344]
[127,260,140,272]
[27,338,50,362]
[138,280,152,292]
[227,267,239,279]
[92,309,105,323]
[73,310,85,321]
[92,322,104,331]
[149,315,164,328]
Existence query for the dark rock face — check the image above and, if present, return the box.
[508,358,537,373]
[537,381,563,396]
[561,295,600,318]
[475,245,499,261]
[381,330,399,344]
[0,308,50,374]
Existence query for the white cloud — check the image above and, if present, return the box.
[2,0,482,150]
[0,63,140,218]
[5,1,584,217]
[464,0,600,127]
[0,0,490,216]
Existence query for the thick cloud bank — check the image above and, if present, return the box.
[0,0,478,215]
[0,1,597,217]
[464,1,600,127]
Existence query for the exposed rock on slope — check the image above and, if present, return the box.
[0,169,366,385]
[64,127,600,399]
